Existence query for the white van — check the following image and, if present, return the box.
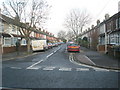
[31,40,48,51]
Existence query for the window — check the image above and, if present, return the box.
[116,36,118,44]
[12,25,16,32]
[11,37,17,46]
[107,22,111,32]
[98,37,101,44]
[109,33,120,45]
[21,39,27,45]
[110,34,115,44]
[102,37,105,45]
[119,34,120,45]
[116,19,118,29]
[117,33,120,45]
[107,35,110,44]
[114,33,118,45]
[0,24,4,32]
[99,36,105,45]
[119,18,120,28]
[4,37,11,46]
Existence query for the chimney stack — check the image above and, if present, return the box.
[88,28,90,31]
[91,25,94,29]
[97,20,100,25]
[105,14,110,20]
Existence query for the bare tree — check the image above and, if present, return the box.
[66,30,74,41]
[91,29,99,50]
[2,0,27,21]
[64,9,91,43]
[57,30,66,39]
[2,0,51,53]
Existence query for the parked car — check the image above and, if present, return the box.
[52,43,58,47]
[67,43,80,52]
[48,43,53,49]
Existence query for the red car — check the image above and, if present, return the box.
[67,43,80,52]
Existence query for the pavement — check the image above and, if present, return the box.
[73,46,120,70]
[2,46,120,70]
[2,51,37,61]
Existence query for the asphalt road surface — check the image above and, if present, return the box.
[2,44,120,88]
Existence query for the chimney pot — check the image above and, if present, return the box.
[91,25,94,29]
[105,14,110,20]
[97,20,100,25]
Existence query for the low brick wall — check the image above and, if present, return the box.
[108,48,120,58]
[97,45,105,53]
[3,45,27,54]
[115,51,120,58]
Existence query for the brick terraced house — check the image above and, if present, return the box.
[80,11,120,57]
[0,11,60,54]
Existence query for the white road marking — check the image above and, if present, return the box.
[26,59,43,69]
[26,67,39,70]
[83,55,96,65]
[1,87,13,89]
[54,50,57,53]
[26,47,60,69]
[69,54,91,68]
[94,68,109,72]
[43,67,55,71]
[10,67,22,69]
[76,68,89,71]
[69,53,112,72]
[59,68,72,71]
[46,53,53,58]
[69,54,72,60]
[53,47,61,53]
[112,70,120,72]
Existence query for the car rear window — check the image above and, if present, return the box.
[68,44,78,46]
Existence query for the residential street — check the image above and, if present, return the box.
[2,44,119,88]
[1,0,120,89]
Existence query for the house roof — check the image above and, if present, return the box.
[0,14,54,37]
[0,33,11,37]
[105,11,120,22]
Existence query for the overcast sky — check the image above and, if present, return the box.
[0,0,119,36]
[45,0,119,36]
